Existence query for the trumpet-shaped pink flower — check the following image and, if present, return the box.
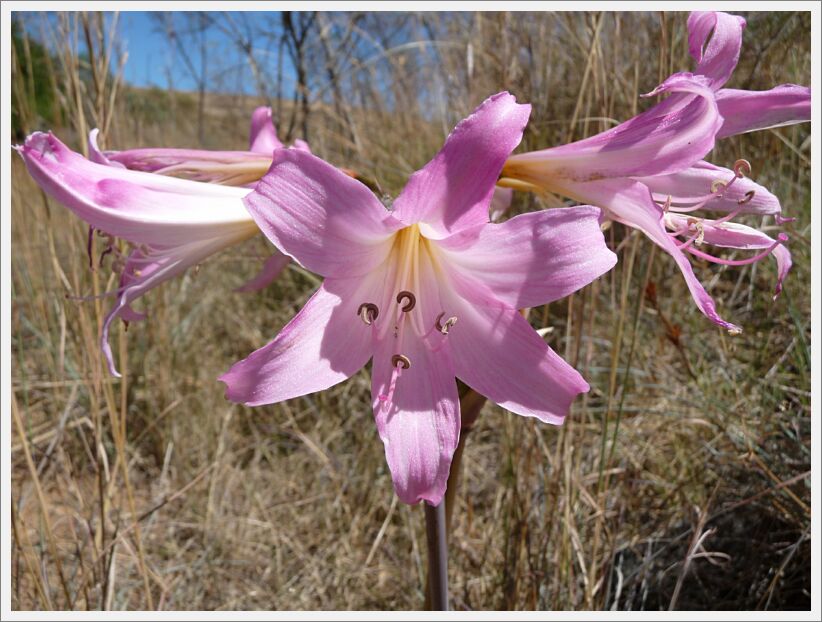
[16,132,260,376]
[503,11,809,333]
[220,93,617,505]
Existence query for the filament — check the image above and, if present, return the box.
[684,233,787,266]
[378,359,406,406]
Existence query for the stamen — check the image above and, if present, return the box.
[737,190,755,205]
[665,159,754,214]
[396,290,416,312]
[676,218,704,250]
[391,354,411,369]
[357,302,379,326]
[733,159,752,178]
[684,233,788,266]
[710,179,727,195]
[378,357,405,405]
[776,214,797,225]
[435,312,458,335]
[711,205,745,227]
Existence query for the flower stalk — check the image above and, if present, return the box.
[424,501,449,611]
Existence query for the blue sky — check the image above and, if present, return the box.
[19,11,291,95]
[119,12,176,88]
[120,11,284,94]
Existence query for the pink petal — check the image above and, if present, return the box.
[371,326,459,506]
[243,149,402,278]
[667,214,792,299]
[637,160,781,216]
[234,251,291,293]
[441,271,588,424]
[573,178,742,333]
[291,139,312,153]
[391,92,531,238]
[118,305,147,323]
[88,129,125,168]
[716,85,812,139]
[505,73,721,182]
[437,206,617,309]
[688,11,746,89]
[220,277,375,405]
[102,234,251,377]
[16,132,254,246]
[249,106,284,154]
[489,186,514,222]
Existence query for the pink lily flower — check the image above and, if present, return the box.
[16,132,260,377]
[502,11,809,333]
[220,93,617,505]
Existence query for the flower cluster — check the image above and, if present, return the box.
[16,12,810,505]
[502,11,808,332]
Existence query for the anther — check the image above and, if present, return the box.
[391,354,411,369]
[435,312,458,335]
[710,179,727,195]
[396,291,416,312]
[357,302,379,325]
[733,159,752,178]
[676,218,704,249]
[738,190,755,205]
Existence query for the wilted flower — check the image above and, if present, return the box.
[16,132,259,376]
[220,93,617,505]
[502,11,809,333]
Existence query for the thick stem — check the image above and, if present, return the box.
[424,501,449,611]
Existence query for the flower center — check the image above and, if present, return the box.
[356,224,459,407]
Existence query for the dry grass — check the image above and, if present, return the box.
[10,11,811,610]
